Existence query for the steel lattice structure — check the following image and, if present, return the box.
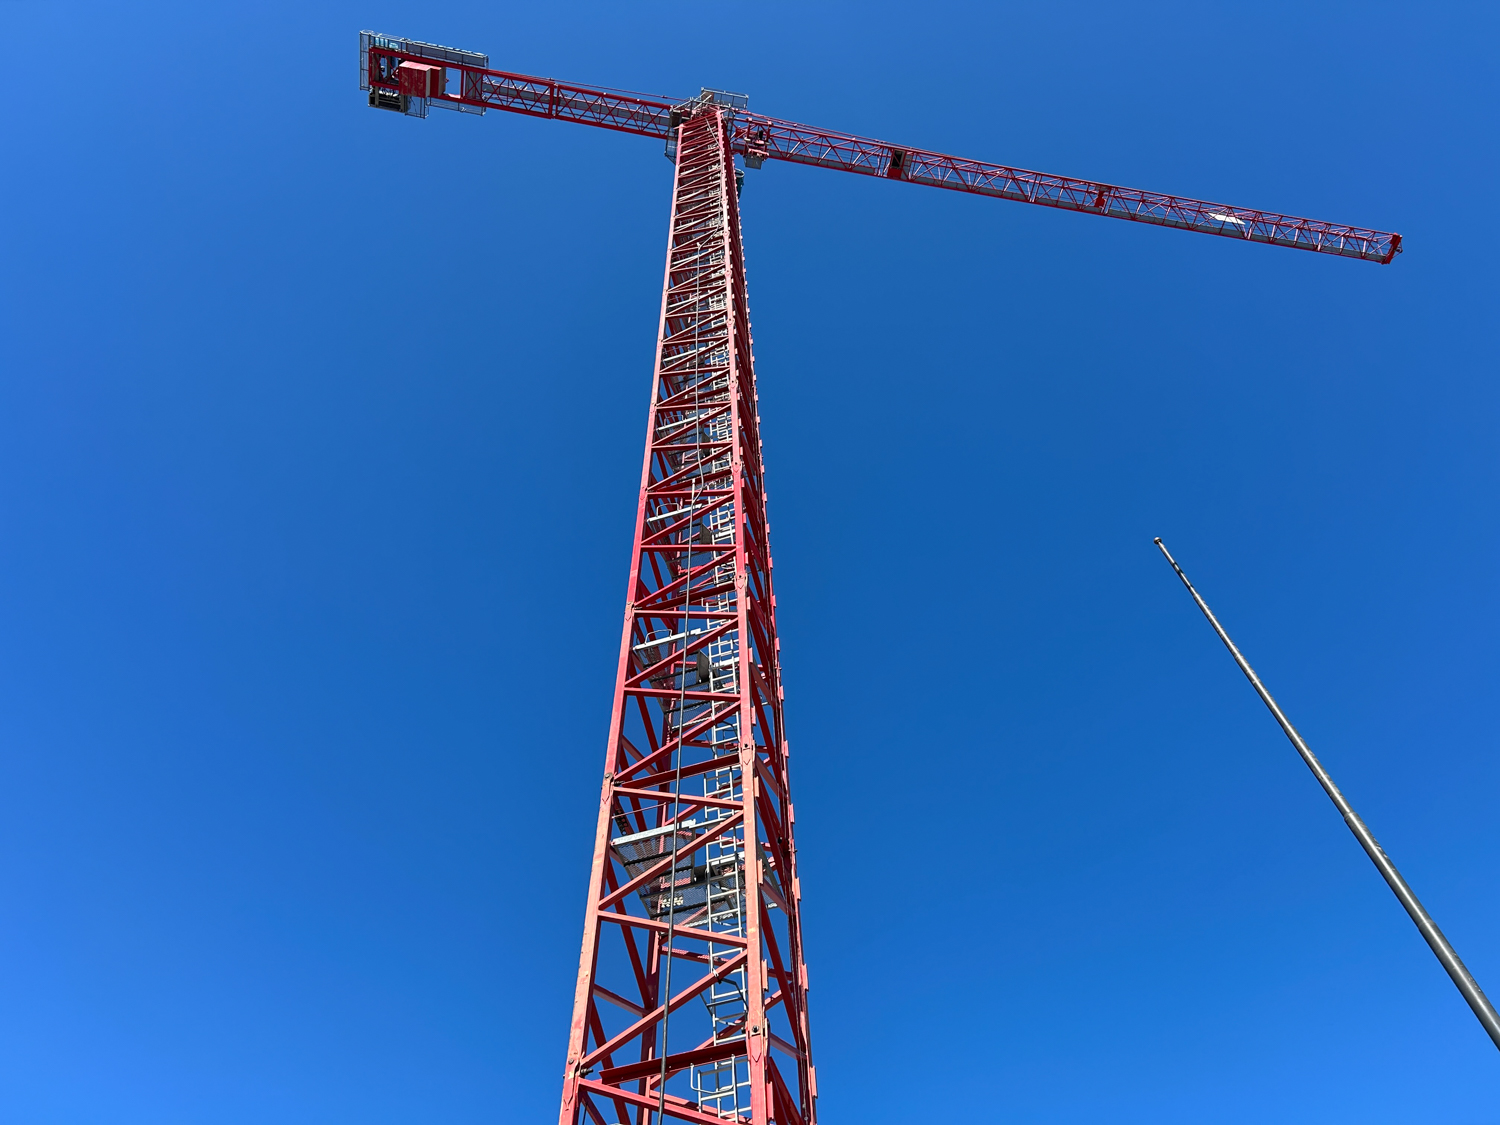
[551,104,812,1125]
[358,32,1401,265]
[356,29,1403,1125]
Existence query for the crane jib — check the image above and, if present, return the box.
[358,31,1400,265]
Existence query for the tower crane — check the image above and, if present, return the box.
[357,31,1401,1125]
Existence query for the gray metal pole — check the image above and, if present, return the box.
[1154,537,1500,1053]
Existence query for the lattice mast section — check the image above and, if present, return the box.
[558,106,815,1125]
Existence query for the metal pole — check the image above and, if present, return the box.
[1154,537,1500,1052]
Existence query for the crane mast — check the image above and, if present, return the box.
[559,103,811,1125]
[357,30,1401,1125]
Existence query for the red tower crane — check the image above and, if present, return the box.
[357,31,1401,1125]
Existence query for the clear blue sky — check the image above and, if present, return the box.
[2,2,1496,1121]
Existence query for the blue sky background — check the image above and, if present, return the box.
[2,2,1497,1121]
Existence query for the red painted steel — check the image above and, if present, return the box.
[552,106,815,1125]
[357,30,1406,1123]
[362,37,1401,264]
[396,61,442,99]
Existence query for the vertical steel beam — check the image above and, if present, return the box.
[558,107,816,1125]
